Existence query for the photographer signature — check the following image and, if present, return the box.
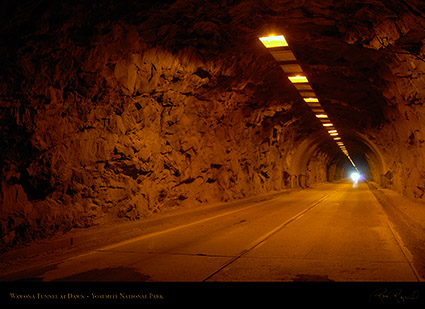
[370,288,420,304]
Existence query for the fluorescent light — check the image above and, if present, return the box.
[304,98,319,103]
[315,114,328,118]
[328,130,337,133]
[288,75,309,83]
[259,35,288,48]
[323,123,333,127]
[330,132,338,136]
[333,137,341,140]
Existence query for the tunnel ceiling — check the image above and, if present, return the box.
[1,0,425,247]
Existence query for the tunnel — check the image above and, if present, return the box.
[1,0,425,290]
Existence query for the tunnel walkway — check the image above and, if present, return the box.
[1,181,422,282]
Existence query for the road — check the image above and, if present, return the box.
[1,181,422,282]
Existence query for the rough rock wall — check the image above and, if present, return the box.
[375,56,425,200]
[0,2,318,248]
[344,2,425,200]
[306,151,330,186]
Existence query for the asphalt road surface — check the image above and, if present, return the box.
[1,181,422,282]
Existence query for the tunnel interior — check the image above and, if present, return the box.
[1,0,425,248]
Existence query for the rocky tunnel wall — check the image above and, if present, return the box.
[343,5,425,200]
[0,2,329,248]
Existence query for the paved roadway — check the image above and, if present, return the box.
[2,181,421,282]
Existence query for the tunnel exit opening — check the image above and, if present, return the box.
[289,130,382,188]
[328,154,372,182]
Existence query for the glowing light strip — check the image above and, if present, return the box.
[288,75,309,83]
[260,33,358,169]
[315,114,328,118]
[259,35,288,48]
[304,98,319,103]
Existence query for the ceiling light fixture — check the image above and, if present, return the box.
[259,35,288,48]
[288,75,309,83]
[304,98,319,103]
[315,114,328,118]
[323,123,333,127]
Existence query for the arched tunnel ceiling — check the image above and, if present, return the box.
[1,0,424,176]
[1,0,422,139]
[259,17,390,130]
[242,0,425,174]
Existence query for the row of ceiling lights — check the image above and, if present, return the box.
[259,34,358,171]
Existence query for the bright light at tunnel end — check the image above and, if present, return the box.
[351,172,361,183]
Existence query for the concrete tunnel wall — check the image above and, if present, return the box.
[1,0,425,248]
